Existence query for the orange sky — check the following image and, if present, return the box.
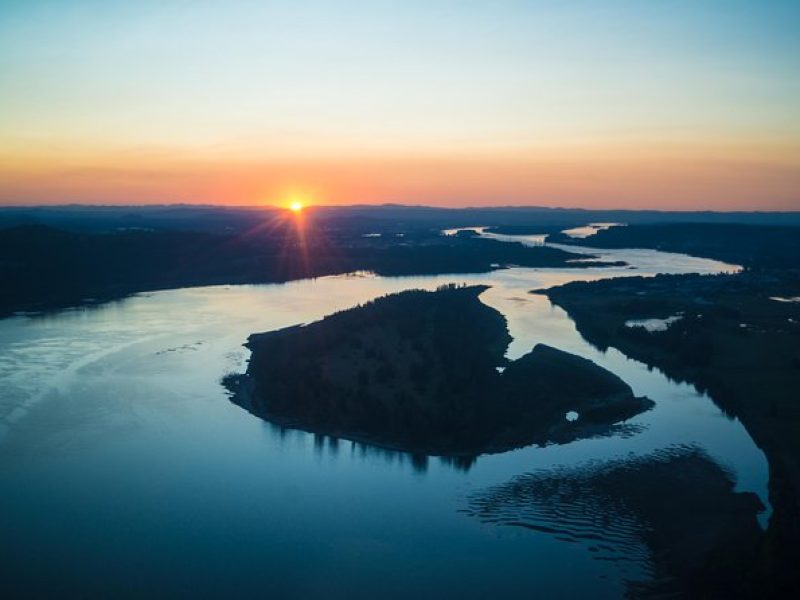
[2,1,799,210]
[2,137,799,210]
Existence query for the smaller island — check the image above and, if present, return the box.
[225,285,652,457]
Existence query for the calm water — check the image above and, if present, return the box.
[0,237,766,598]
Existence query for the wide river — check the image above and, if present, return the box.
[0,231,767,598]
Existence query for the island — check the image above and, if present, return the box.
[224,285,652,457]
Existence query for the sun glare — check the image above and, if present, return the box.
[289,201,304,213]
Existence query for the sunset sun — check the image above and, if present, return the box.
[289,201,303,214]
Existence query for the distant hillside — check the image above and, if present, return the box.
[0,224,604,317]
[2,204,799,235]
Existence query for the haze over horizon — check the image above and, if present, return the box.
[2,1,799,210]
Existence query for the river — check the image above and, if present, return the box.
[0,231,767,597]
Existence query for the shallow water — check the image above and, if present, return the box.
[0,236,766,597]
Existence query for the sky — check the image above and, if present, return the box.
[1,0,799,209]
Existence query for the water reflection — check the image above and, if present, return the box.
[463,444,764,597]
[263,421,477,473]
[0,235,768,597]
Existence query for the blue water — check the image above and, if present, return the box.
[0,240,767,597]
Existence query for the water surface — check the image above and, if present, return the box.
[0,239,766,597]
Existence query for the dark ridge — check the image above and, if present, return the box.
[3,204,800,235]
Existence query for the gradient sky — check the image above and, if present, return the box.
[1,0,799,209]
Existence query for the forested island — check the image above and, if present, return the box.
[225,285,652,457]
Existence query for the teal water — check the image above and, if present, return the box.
[0,241,766,598]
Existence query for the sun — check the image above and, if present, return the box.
[279,187,315,213]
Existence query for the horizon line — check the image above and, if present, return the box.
[1,202,800,215]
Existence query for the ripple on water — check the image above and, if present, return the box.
[462,444,765,595]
